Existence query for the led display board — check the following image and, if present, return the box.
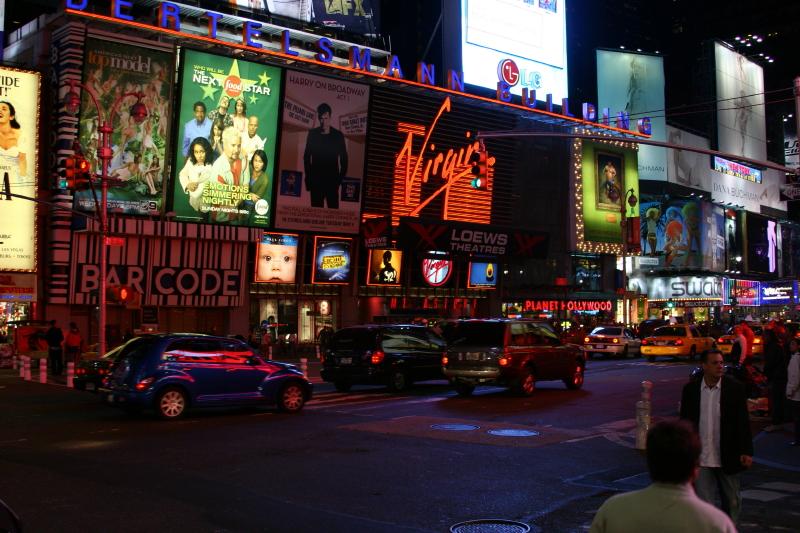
[74,39,173,216]
[254,233,298,283]
[366,249,403,286]
[227,0,380,35]
[467,262,497,289]
[275,70,369,234]
[0,66,39,272]
[312,236,353,284]
[576,140,640,251]
[723,278,759,306]
[597,50,666,181]
[460,0,568,101]
[171,49,282,227]
[745,212,779,275]
[714,42,766,162]
[760,281,796,306]
[713,156,762,183]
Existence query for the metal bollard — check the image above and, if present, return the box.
[24,357,31,381]
[267,345,273,360]
[39,358,47,384]
[66,362,75,389]
[635,380,653,450]
[300,357,308,377]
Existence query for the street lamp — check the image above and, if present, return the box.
[61,80,148,356]
[620,187,638,327]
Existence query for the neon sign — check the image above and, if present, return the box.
[522,300,613,312]
[392,97,494,225]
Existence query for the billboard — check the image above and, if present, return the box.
[171,49,282,227]
[745,212,779,276]
[275,71,369,234]
[75,39,173,216]
[467,262,497,289]
[0,66,39,272]
[312,236,353,284]
[227,0,380,34]
[460,0,568,101]
[254,233,299,283]
[714,42,766,162]
[596,50,666,181]
[723,278,759,306]
[760,281,796,306]
[579,141,639,245]
[365,249,403,286]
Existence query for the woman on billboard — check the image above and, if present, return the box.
[179,137,213,213]
[0,101,28,186]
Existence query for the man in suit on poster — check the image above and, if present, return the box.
[303,102,348,209]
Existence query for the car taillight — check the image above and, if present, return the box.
[612,338,619,344]
[76,368,85,375]
[754,338,761,344]
[718,337,725,343]
[584,336,590,343]
[641,339,649,346]
[674,339,684,346]
[370,350,385,364]
[498,349,511,367]
[441,354,449,366]
[134,377,155,391]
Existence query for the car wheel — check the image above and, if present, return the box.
[278,382,306,413]
[454,382,475,397]
[387,369,409,392]
[622,345,629,359]
[334,380,352,392]
[514,367,536,397]
[564,363,585,390]
[156,387,187,420]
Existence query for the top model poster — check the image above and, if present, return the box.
[171,49,282,227]
[0,66,40,272]
[75,39,173,216]
[275,71,369,234]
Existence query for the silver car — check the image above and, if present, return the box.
[584,326,641,358]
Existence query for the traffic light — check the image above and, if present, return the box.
[77,156,91,183]
[58,154,91,190]
[469,145,488,190]
[666,298,675,309]
[106,285,137,306]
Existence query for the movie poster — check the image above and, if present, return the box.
[366,249,403,286]
[171,49,282,227]
[312,237,353,284]
[75,39,173,216]
[0,67,40,271]
[275,71,369,234]
[254,233,298,283]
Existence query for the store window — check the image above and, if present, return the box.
[572,255,602,292]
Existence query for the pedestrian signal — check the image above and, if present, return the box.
[107,285,136,305]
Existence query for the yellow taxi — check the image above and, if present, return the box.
[716,325,763,356]
[641,325,716,362]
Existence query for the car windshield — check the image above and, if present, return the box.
[329,328,378,350]
[652,326,685,337]
[591,327,621,336]
[448,322,506,347]
[100,345,124,361]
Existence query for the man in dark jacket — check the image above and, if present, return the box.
[303,102,348,209]
[763,328,789,426]
[680,349,753,524]
[45,320,64,376]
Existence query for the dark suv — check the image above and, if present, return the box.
[101,334,313,419]
[443,319,585,396]
[320,324,446,392]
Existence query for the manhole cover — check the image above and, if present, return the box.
[450,519,530,532]
[487,429,540,437]
[431,423,480,431]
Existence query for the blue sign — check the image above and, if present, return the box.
[760,281,796,305]
[467,262,497,289]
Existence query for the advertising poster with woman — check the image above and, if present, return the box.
[75,39,173,216]
[171,49,282,227]
[275,70,369,234]
[0,66,39,271]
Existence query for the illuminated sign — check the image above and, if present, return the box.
[628,275,723,300]
[723,278,759,306]
[0,274,37,302]
[366,249,403,286]
[713,156,762,183]
[520,300,613,312]
[312,236,353,284]
[361,216,391,249]
[0,66,39,272]
[64,1,650,137]
[392,97,494,225]
[254,233,298,283]
[467,262,497,289]
[421,252,452,287]
[760,281,796,305]
[745,213,778,275]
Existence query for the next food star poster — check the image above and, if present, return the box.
[171,49,282,227]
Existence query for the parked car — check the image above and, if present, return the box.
[442,319,585,396]
[74,343,125,392]
[100,334,312,419]
[320,324,446,392]
[584,326,641,358]
[716,325,764,357]
[640,325,716,362]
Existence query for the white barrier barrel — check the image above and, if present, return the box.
[23,357,31,381]
[12,355,18,370]
[39,358,47,384]
[66,362,75,389]
[300,357,308,377]
[18,356,25,377]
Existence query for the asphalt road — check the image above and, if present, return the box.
[1,357,798,532]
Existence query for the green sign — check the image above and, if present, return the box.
[170,49,282,227]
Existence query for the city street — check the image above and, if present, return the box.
[1,358,799,532]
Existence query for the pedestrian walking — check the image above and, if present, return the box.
[763,329,789,427]
[589,419,736,533]
[44,320,64,376]
[680,349,753,524]
[64,322,84,366]
[786,339,800,446]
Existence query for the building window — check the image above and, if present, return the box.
[572,255,602,292]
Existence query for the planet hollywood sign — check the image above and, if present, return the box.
[522,299,613,312]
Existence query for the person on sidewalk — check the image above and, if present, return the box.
[45,320,64,376]
[64,322,83,367]
[589,419,736,533]
[680,349,753,524]
[786,339,800,446]
[764,329,789,428]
